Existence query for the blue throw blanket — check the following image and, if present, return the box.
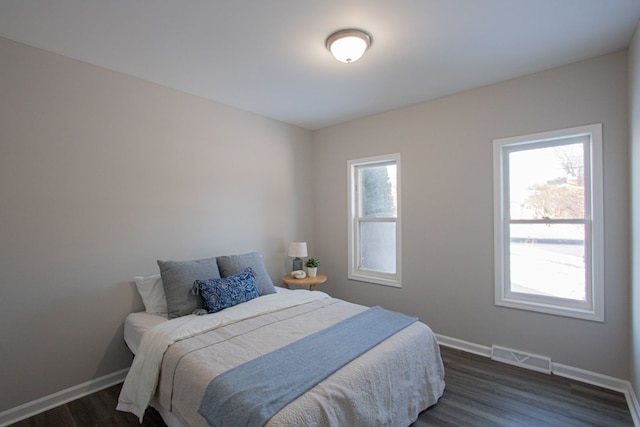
[198,306,417,427]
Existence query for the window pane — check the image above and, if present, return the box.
[508,143,584,220]
[494,124,602,321]
[359,221,396,273]
[359,164,397,218]
[509,223,586,301]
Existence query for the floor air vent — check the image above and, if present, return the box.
[491,345,552,374]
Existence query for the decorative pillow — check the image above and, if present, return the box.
[216,251,276,296]
[157,257,220,318]
[194,268,260,313]
[133,274,168,314]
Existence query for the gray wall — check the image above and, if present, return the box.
[630,21,640,398]
[0,37,314,412]
[313,51,630,379]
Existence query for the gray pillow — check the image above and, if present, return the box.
[157,257,220,318]
[216,251,276,296]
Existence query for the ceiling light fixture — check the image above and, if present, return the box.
[326,29,372,63]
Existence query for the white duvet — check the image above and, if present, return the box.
[117,290,445,426]
[117,290,330,421]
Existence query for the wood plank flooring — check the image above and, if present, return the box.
[414,347,633,426]
[9,346,633,426]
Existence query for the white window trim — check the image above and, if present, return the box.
[348,153,402,287]
[493,124,604,321]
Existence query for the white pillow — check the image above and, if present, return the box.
[133,274,168,314]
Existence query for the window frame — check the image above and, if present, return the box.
[493,124,604,321]
[348,153,402,287]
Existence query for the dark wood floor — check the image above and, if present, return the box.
[414,347,633,427]
[9,346,634,426]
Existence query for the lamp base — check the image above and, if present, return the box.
[292,257,303,272]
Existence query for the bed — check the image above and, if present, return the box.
[117,252,445,427]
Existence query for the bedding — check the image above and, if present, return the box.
[157,257,220,318]
[156,252,276,319]
[123,311,167,355]
[216,251,276,295]
[194,267,260,313]
[198,306,418,427]
[118,288,445,427]
[133,274,168,314]
[123,287,291,356]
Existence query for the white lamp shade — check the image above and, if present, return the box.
[288,242,308,258]
[326,29,371,63]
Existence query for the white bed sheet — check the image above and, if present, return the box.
[124,312,167,355]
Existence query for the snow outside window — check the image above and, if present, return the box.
[493,124,604,321]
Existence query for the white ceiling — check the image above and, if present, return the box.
[1,1,639,130]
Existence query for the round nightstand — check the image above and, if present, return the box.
[281,274,327,291]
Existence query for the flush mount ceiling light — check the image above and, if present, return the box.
[326,29,372,63]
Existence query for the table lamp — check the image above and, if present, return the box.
[288,242,307,272]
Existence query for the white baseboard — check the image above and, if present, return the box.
[435,333,640,427]
[552,362,628,392]
[0,368,128,427]
[435,333,492,357]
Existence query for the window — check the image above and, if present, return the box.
[493,124,604,321]
[348,153,401,287]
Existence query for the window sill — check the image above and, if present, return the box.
[495,296,604,322]
[348,273,401,288]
